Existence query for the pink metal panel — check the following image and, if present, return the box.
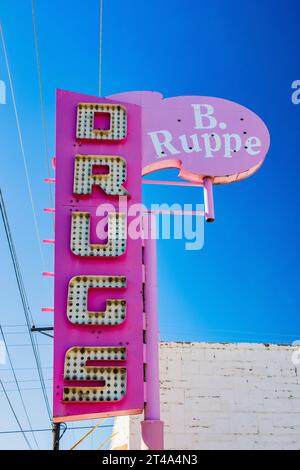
[53,90,144,422]
[142,180,202,187]
[141,215,164,450]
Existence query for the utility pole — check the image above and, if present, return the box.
[52,423,61,450]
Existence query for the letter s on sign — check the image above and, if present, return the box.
[63,346,127,402]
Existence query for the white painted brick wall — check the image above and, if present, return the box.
[111,342,300,450]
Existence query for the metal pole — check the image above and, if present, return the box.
[52,423,60,451]
[141,215,164,450]
[203,176,215,222]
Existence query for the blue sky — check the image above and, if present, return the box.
[0,0,299,450]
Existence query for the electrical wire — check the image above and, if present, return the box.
[0,189,52,421]
[0,386,52,393]
[2,324,299,340]
[159,325,300,338]
[2,343,52,347]
[0,23,45,270]
[1,378,52,385]
[0,366,53,371]
[58,422,67,444]
[99,0,103,96]
[0,379,32,449]
[0,425,113,435]
[31,0,54,219]
[1,324,300,339]
[0,326,39,449]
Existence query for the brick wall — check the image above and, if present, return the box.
[111,342,300,450]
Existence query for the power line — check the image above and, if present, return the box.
[0,331,30,335]
[0,191,35,328]
[57,422,67,445]
[99,0,103,96]
[0,189,52,421]
[31,0,54,218]
[2,323,300,338]
[2,324,52,328]
[0,326,39,449]
[0,379,32,449]
[0,366,53,371]
[0,425,113,435]
[0,23,45,270]
[0,386,52,393]
[1,378,52,385]
[159,325,300,339]
[1,343,52,347]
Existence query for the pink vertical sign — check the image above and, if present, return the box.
[53,90,144,422]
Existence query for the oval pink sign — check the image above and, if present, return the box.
[109,91,270,184]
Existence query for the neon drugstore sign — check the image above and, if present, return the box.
[53,89,270,422]
[53,90,144,422]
